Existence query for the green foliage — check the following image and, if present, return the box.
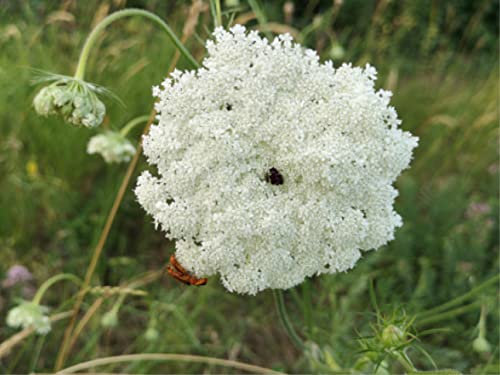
[0,0,498,374]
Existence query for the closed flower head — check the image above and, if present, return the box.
[135,25,418,294]
[33,77,105,128]
[87,131,136,163]
[6,301,51,335]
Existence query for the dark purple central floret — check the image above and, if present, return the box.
[266,167,284,185]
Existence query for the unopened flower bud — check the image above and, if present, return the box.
[101,309,119,328]
[87,131,136,163]
[6,301,51,335]
[33,78,105,128]
[381,324,405,347]
[144,327,159,341]
[472,335,491,353]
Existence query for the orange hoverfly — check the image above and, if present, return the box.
[167,254,208,286]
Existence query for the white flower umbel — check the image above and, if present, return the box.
[87,131,136,163]
[135,25,418,295]
[6,301,51,335]
[33,76,105,128]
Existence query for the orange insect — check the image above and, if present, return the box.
[167,254,208,286]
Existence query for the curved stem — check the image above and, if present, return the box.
[392,351,416,373]
[32,274,81,305]
[120,115,150,136]
[74,8,199,80]
[57,353,284,374]
[416,300,483,327]
[272,290,305,351]
[418,274,499,319]
[108,292,127,316]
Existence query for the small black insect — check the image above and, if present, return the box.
[265,167,284,185]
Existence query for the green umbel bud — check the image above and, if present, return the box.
[472,335,491,353]
[100,309,119,328]
[33,79,105,128]
[144,327,160,341]
[87,131,136,163]
[6,301,51,335]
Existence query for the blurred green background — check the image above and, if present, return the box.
[0,0,498,373]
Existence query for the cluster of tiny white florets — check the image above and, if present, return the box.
[135,25,418,295]
[33,78,105,128]
[6,301,51,335]
[87,131,136,163]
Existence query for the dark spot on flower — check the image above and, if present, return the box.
[265,167,284,185]
[219,103,233,111]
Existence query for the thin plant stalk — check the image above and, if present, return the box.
[272,290,305,351]
[54,112,156,371]
[32,274,81,305]
[418,274,499,319]
[74,8,199,80]
[214,0,222,27]
[55,8,202,369]
[119,115,150,137]
[248,0,272,40]
[66,270,162,356]
[66,297,104,355]
[57,353,285,374]
[416,300,484,328]
[167,0,205,73]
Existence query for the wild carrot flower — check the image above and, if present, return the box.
[5,273,80,335]
[6,301,51,335]
[87,131,136,163]
[135,25,418,294]
[33,76,105,128]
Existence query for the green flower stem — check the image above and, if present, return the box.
[416,300,483,327]
[58,353,284,374]
[392,351,416,373]
[110,293,127,315]
[478,304,487,337]
[418,274,499,319]
[74,8,200,80]
[32,274,81,305]
[248,0,272,40]
[272,290,305,351]
[215,0,222,27]
[120,115,150,136]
